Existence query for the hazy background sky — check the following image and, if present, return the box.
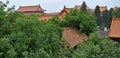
[1,0,120,13]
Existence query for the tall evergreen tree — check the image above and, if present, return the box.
[81,1,87,11]
[94,5,101,18]
[108,8,114,28]
[102,9,109,27]
[94,5,101,26]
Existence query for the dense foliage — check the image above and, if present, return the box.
[61,9,97,35]
[0,1,67,58]
[72,33,120,58]
[113,8,120,18]
[0,1,120,58]
[1,17,67,58]
[94,6,120,29]
[94,5,101,26]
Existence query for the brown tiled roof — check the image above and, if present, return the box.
[59,8,71,15]
[39,12,59,20]
[59,6,73,18]
[59,5,93,16]
[99,6,107,12]
[63,27,88,47]
[61,6,73,13]
[108,16,120,38]
[17,5,45,12]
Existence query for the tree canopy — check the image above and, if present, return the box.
[0,1,120,58]
[113,8,120,18]
[94,5,101,26]
[72,33,120,58]
[61,9,97,35]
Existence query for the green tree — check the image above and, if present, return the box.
[79,11,97,35]
[108,8,114,28]
[101,9,109,27]
[81,1,87,11]
[113,7,120,18]
[0,1,24,38]
[101,8,114,28]
[94,5,101,26]
[0,38,16,58]
[0,1,9,10]
[0,1,12,37]
[1,1,120,58]
[47,15,61,26]
[61,9,80,29]
[62,10,97,35]
[0,1,67,57]
[0,15,68,58]
[72,33,120,58]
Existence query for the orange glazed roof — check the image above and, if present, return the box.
[60,6,74,14]
[99,6,107,12]
[62,6,73,13]
[108,17,120,38]
[17,5,45,12]
[60,5,93,15]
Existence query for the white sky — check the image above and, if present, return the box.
[1,0,120,13]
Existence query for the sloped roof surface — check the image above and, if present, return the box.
[63,27,88,47]
[109,17,120,38]
[17,5,45,12]
[39,12,59,20]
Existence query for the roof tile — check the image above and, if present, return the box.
[109,16,120,38]
[63,27,88,47]
[17,5,45,12]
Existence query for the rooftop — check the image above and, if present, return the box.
[17,5,45,12]
[108,16,120,38]
[99,6,107,12]
[63,27,88,47]
[39,12,59,20]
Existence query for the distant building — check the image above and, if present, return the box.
[17,5,45,16]
[99,6,107,13]
[59,5,94,18]
[39,5,94,20]
[59,6,73,18]
[39,12,60,20]
[98,6,107,16]
[74,5,94,13]
[108,16,120,42]
[16,4,108,21]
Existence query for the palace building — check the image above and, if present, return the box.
[17,5,45,16]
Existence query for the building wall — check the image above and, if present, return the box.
[24,11,44,15]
